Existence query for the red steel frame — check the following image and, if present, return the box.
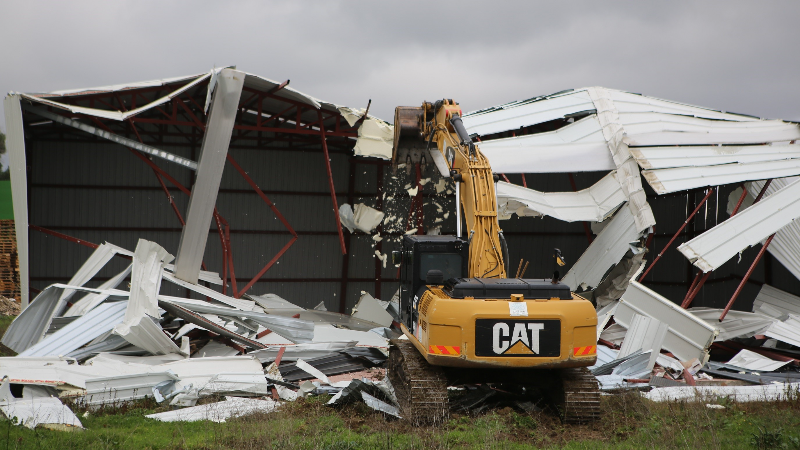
[639,188,715,282]
[26,76,358,305]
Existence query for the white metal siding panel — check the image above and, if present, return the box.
[561,205,640,291]
[678,178,800,272]
[462,90,594,136]
[616,281,718,364]
[3,95,30,307]
[496,171,624,222]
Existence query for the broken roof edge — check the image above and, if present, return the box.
[464,86,767,122]
[8,66,358,124]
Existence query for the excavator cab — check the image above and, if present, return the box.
[396,235,469,332]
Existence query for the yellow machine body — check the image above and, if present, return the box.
[401,290,597,369]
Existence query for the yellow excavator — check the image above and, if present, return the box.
[388,100,600,424]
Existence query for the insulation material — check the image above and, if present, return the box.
[645,382,800,403]
[146,396,279,423]
[562,205,640,291]
[748,178,800,281]
[677,178,800,272]
[727,349,790,372]
[338,106,393,160]
[339,203,385,234]
[752,284,800,319]
[616,281,718,364]
[113,239,184,356]
[0,378,82,430]
[617,314,668,374]
[495,171,625,222]
[586,87,655,232]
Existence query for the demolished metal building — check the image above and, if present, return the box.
[2,71,800,428]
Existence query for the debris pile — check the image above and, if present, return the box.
[591,279,800,401]
[0,238,404,429]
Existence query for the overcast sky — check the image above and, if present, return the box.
[1,1,798,130]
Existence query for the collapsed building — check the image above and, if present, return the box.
[1,70,799,428]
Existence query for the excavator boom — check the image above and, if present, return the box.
[394,100,507,279]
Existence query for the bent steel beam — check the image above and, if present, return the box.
[174,69,244,284]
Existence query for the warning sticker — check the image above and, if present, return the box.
[509,302,528,317]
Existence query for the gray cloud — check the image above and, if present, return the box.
[1,0,798,130]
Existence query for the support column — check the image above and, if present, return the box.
[3,95,29,308]
[174,69,244,284]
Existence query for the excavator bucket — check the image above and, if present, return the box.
[392,106,428,168]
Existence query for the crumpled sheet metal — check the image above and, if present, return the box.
[496,171,624,222]
[561,205,640,291]
[678,177,800,272]
[2,239,130,351]
[160,296,314,343]
[157,301,267,349]
[687,308,775,341]
[617,281,718,364]
[65,265,132,317]
[753,284,800,319]
[84,371,179,407]
[114,239,184,356]
[146,396,279,423]
[747,178,800,282]
[645,382,800,403]
[248,342,357,364]
[19,301,128,357]
[586,87,655,233]
[162,271,255,311]
[0,378,82,430]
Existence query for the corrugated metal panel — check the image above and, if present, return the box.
[496,172,623,222]
[643,160,800,194]
[463,89,595,136]
[561,205,640,291]
[687,307,775,341]
[19,301,127,357]
[631,144,800,170]
[616,281,718,364]
[678,178,800,272]
[474,115,612,174]
[622,114,800,146]
[749,178,800,282]
[753,284,800,318]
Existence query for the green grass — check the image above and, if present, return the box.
[1,390,799,449]
[0,315,16,357]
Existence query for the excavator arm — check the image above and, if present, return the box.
[394,100,507,278]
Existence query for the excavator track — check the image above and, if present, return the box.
[556,367,600,424]
[388,339,449,425]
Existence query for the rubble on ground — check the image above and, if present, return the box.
[1,235,799,430]
[0,238,401,428]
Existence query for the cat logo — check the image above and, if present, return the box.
[492,322,544,355]
[474,319,560,357]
